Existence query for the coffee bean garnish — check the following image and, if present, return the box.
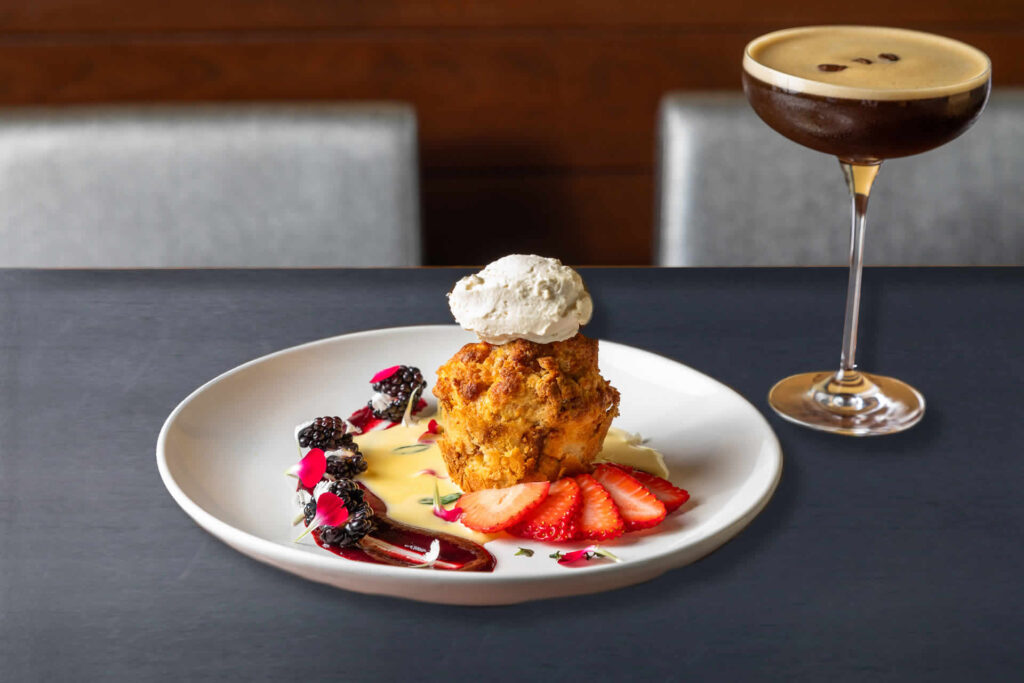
[852,57,873,65]
[878,53,900,61]
[817,64,848,72]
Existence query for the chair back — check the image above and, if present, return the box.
[0,103,421,266]
[656,91,1024,265]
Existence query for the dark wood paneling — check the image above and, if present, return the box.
[423,171,652,265]
[1,1,1021,32]
[0,29,1017,172]
[0,3,1018,265]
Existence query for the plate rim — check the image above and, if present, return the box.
[156,324,783,592]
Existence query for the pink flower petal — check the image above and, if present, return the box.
[416,419,440,442]
[557,546,596,565]
[294,491,349,542]
[370,365,401,384]
[431,480,463,523]
[555,545,620,566]
[349,396,428,433]
[313,491,351,528]
[346,406,374,433]
[433,505,463,523]
[286,448,327,489]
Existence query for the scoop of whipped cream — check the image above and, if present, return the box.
[448,254,593,344]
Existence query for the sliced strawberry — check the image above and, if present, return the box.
[628,469,690,513]
[592,464,666,531]
[508,478,581,542]
[458,482,551,533]
[575,473,625,541]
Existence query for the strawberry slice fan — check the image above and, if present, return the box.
[458,482,551,534]
[508,478,581,542]
[455,464,689,543]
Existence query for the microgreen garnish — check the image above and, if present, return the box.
[419,492,462,505]
[551,545,621,565]
[515,548,535,557]
[401,391,419,427]
[392,443,430,454]
[294,492,349,542]
[285,448,327,488]
[431,480,463,523]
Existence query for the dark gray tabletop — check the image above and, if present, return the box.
[2,267,1022,681]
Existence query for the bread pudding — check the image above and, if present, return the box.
[434,333,620,492]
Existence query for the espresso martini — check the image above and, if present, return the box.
[743,26,991,163]
[741,26,991,436]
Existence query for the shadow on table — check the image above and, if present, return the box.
[274,433,803,617]
[266,398,944,623]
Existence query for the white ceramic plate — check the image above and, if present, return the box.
[157,325,782,605]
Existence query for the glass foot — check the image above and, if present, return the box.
[768,370,925,436]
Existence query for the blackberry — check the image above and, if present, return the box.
[369,365,427,422]
[303,498,317,526]
[326,452,367,480]
[298,416,354,451]
[327,478,364,507]
[319,502,376,547]
[304,478,369,525]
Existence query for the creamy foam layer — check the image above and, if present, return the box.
[743,26,990,100]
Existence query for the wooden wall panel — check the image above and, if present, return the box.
[423,171,652,265]
[0,2,1018,265]
[2,1,1021,32]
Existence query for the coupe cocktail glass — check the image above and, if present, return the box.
[742,26,991,435]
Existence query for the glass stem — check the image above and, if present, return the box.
[837,162,881,376]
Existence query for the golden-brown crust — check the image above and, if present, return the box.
[433,333,620,492]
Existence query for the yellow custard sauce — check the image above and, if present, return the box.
[354,422,668,543]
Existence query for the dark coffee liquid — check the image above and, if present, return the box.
[742,72,989,164]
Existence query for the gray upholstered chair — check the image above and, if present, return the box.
[655,90,1024,266]
[0,104,421,267]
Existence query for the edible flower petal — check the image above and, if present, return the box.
[345,406,373,434]
[370,365,401,384]
[432,480,463,523]
[294,492,349,541]
[285,448,327,489]
[413,468,448,480]
[552,545,621,565]
[417,419,441,443]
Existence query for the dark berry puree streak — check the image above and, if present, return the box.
[307,483,495,572]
